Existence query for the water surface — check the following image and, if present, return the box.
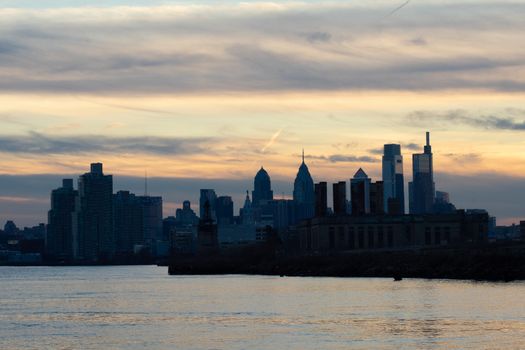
[1,266,524,349]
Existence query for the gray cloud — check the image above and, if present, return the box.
[305,154,378,163]
[444,153,482,163]
[0,2,524,94]
[0,132,214,155]
[301,31,332,43]
[408,110,525,130]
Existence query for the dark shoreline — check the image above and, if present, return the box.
[168,243,525,282]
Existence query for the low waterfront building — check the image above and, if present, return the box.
[297,210,488,254]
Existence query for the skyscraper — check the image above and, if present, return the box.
[199,189,217,221]
[332,181,347,216]
[314,182,328,217]
[138,195,163,246]
[252,167,273,207]
[46,179,78,260]
[382,144,405,214]
[216,196,234,224]
[370,181,384,215]
[73,163,114,262]
[113,190,143,254]
[351,168,371,216]
[293,151,315,222]
[410,132,435,214]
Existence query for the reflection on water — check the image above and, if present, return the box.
[1,266,524,349]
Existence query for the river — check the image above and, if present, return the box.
[1,266,524,349]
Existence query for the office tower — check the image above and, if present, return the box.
[199,189,217,221]
[370,181,384,215]
[46,179,78,260]
[435,191,450,203]
[315,182,328,217]
[73,163,114,262]
[332,181,347,216]
[113,191,143,254]
[520,221,525,240]
[293,151,315,222]
[268,199,296,231]
[252,167,273,207]
[175,200,199,226]
[197,199,219,254]
[410,132,435,214]
[138,195,163,245]
[382,144,405,214]
[433,190,456,214]
[216,196,234,225]
[351,168,371,216]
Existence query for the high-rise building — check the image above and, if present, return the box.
[199,189,217,221]
[410,132,435,214]
[138,195,163,246]
[46,179,78,260]
[73,163,114,262]
[314,182,328,217]
[382,144,405,214]
[293,151,315,222]
[175,200,199,226]
[332,181,347,216]
[197,199,219,255]
[268,199,296,231]
[216,196,234,224]
[113,190,143,254]
[370,181,384,215]
[252,167,273,207]
[351,168,371,216]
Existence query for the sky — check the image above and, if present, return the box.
[0,0,524,227]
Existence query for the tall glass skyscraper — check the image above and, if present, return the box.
[382,144,405,214]
[409,132,435,214]
[293,151,315,222]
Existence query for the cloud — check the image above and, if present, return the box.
[305,154,378,163]
[261,128,284,153]
[408,110,525,130]
[0,2,524,94]
[0,132,214,155]
[301,31,332,43]
[443,153,482,163]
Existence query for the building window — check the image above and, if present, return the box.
[368,227,374,248]
[425,227,431,245]
[444,227,451,244]
[338,226,345,247]
[329,226,335,249]
[405,226,412,244]
[358,227,364,249]
[377,229,384,248]
[387,231,393,247]
[435,227,441,245]
[348,229,355,249]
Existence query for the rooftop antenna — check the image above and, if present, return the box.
[302,148,305,163]
[144,170,148,196]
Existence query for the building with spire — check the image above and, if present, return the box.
[382,144,405,214]
[351,168,371,216]
[240,191,254,224]
[252,167,273,207]
[293,150,315,222]
[409,132,435,214]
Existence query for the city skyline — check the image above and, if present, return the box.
[1,131,523,229]
[1,0,525,226]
